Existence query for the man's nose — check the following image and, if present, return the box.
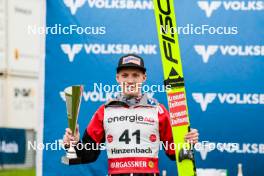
[126,76,135,83]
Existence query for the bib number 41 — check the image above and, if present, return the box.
[119,129,140,144]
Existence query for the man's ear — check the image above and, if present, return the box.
[143,73,147,82]
[116,73,120,83]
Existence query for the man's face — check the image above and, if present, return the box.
[116,68,146,96]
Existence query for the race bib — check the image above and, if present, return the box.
[104,107,160,174]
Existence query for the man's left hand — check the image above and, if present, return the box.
[184,128,199,144]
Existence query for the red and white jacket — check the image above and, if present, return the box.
[76,94,175,175]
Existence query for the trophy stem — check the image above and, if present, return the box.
[66,145,77,159]
[61,142,81,165]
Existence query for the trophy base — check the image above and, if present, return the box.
[61,156,82,165]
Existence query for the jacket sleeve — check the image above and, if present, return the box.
[75,105,105,163]
[158,104,176,161]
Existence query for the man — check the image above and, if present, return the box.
[63,54,199,176]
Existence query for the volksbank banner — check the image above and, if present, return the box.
[0,128,26,164]
[44,0,264,176]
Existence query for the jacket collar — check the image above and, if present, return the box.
[105,93,157,107]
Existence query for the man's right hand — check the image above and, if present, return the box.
[63,124,80,147]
